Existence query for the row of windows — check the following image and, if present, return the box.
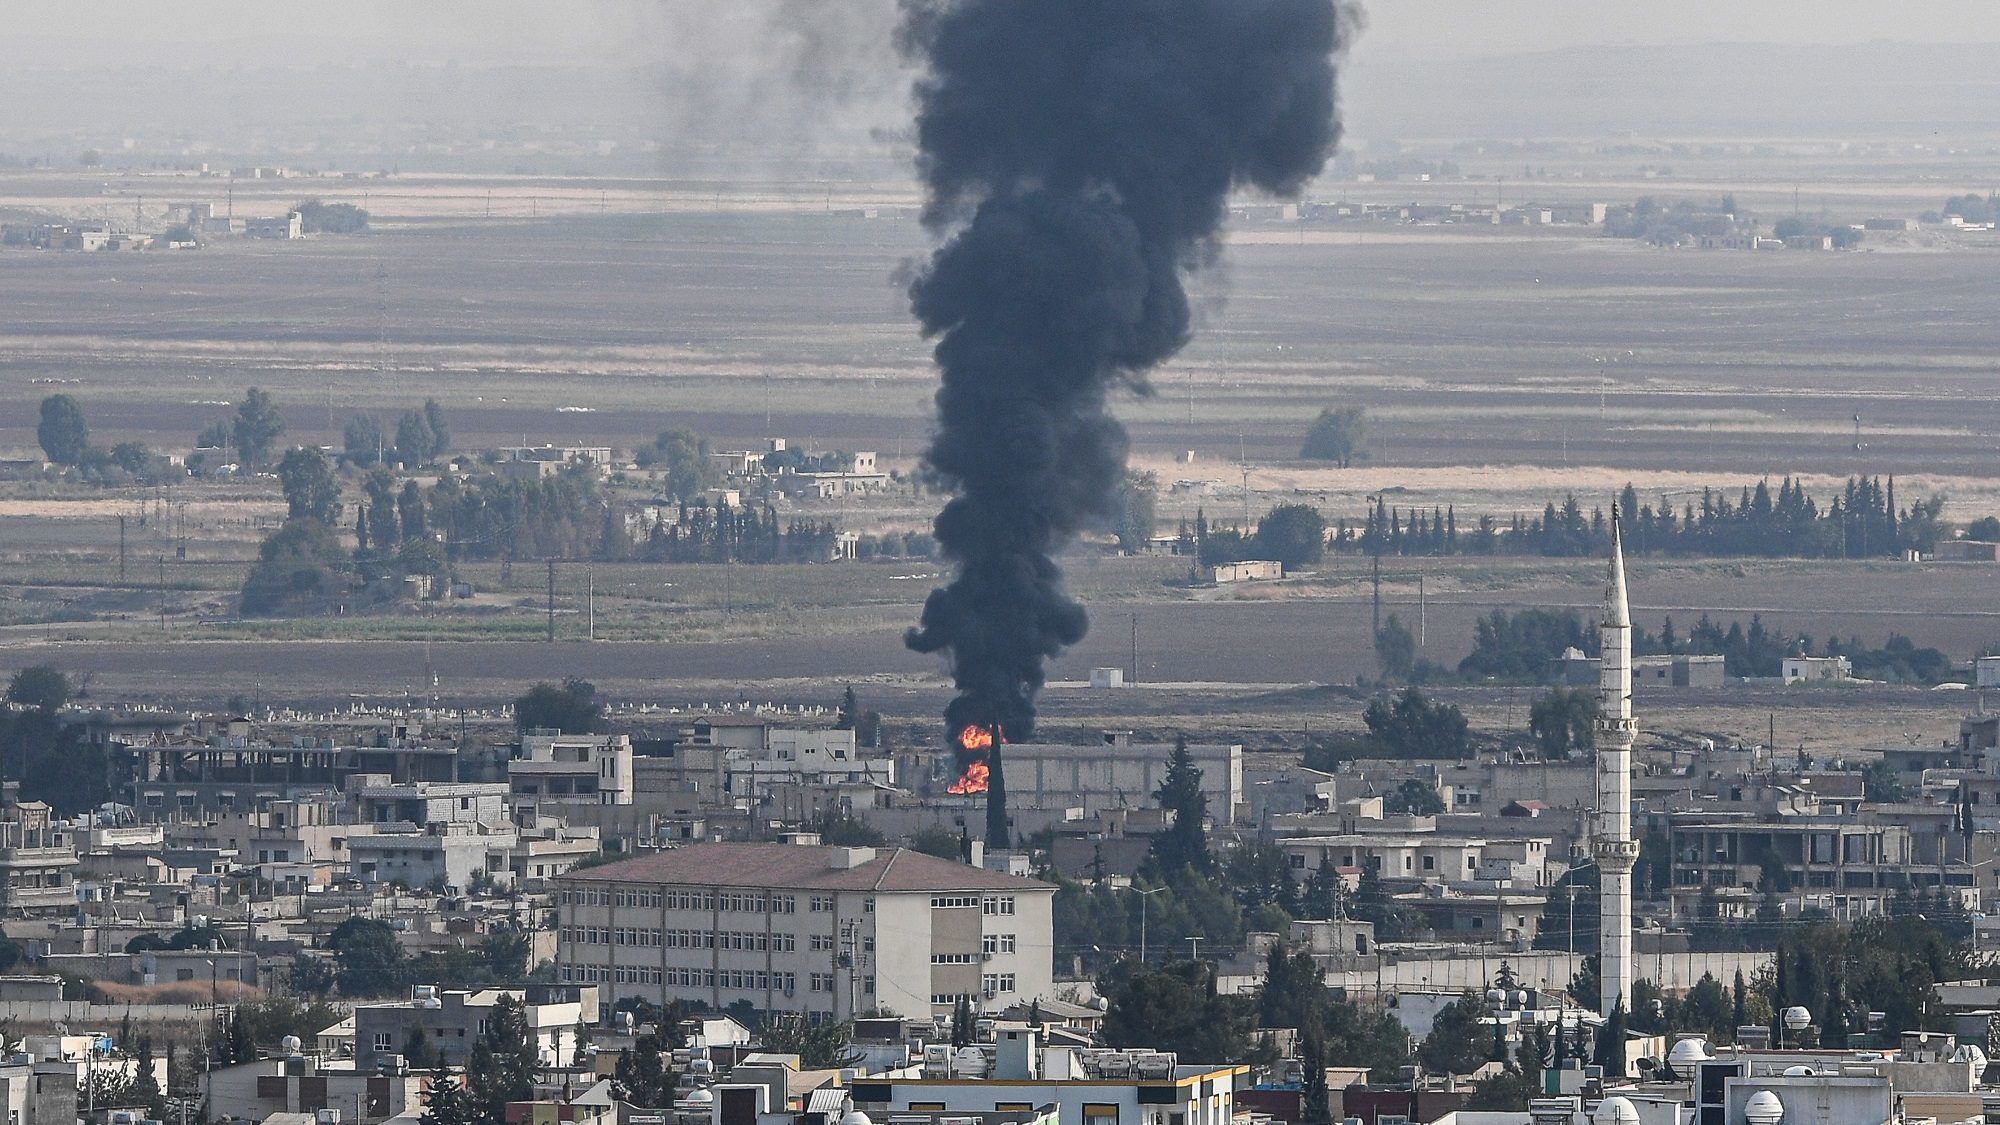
[932,952,979,965]
[559,965,803,992]
[561,927,801,953]
[560,887,800,913]
[927,895,1017,915]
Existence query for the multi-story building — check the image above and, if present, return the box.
[510,731,635,814]
[554,842,1054,1020]
[1280,833,1552,888]
[351,985,597,1073]
[1664,812,1972,920]
[992,733,1244,825]
[346,782,518,890]
[0,786,77,916]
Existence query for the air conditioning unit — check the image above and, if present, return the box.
[982,952,995,962]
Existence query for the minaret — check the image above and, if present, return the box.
[1594,505,1639,1019]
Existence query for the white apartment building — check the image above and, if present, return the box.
[510,731,636,813]
[554,842,1054,1021]
[1281,834,1554,888]
[346,782,517,891]
[729,728,896,801]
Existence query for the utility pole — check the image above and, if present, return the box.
[1371,553,1381,638]
[118,515,127,582]
[546,559,557,642]
[1418,572,1426,646]
[1129,614,1138,686]
[1186,936,1202,963]
[587,565,596,642]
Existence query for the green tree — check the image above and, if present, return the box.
[1255,503,1327,568]
[467,994,537,1124]
[295,199,370,234]
[1529,688,1598,760]
[513,678,603,733]
[639,429,718,501]
[1375,613,1416,681]
[1362,688,1469,758]
[1146,737,1213,876]
[328,917,406,997]
[1385,777,1445,816]
[239,517,354,615]
[37,394,90,466]
[232,387,286,471]
[1301,406,1366,468]
[420,1067,476,1125]
[344,415,385,466]
[951,998,975,1048]
[813,805,885,846]
[1300,1022,1333,1125]
[423,399,451,459]
[761,1014,863,1069]
[1323,991,1414,1082]
[130,1036,169,1120]
[613,1033,677,1108]
[277,446,342,524]
[1119,470,1160,553]
[395,411,435,467]
[908,825,965,860]
[1418,992,1488,1076]
[1256,944,1326,1030]
[1593,1000,1627,1075]
[1100,959,1253,1062]
[221,1008,255,1064]
[6,665,70,713]
[404,1025,442,1071]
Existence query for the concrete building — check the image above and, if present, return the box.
[0,786,77,916]
[510,731,635,813]
[1594,509,1639,1017]
[352,984,597,1073]
[1781,656,1851,684]
[839,1034,1243,1125]
[991,734,1244,825]
[346,781,518,890]
[554,843,1054,1020]
[244,211,303,239]
[1210,560,1283,583]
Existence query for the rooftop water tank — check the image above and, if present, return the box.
[1592,1097,1640,1125]
[1745,1090,1785,1125]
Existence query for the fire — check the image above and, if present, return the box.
[947,760,990,795]
[946,724,1001,794]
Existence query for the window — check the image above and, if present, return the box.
[810,934,834,952]
[810,895,835,912]
[982,972,1015,995]
[983,934,1016,955]
[810,973,834,993]
[1289,854,1306,869]
[864,976,875,994]
[932,953,979,965]
[982,896,1015,916]
[932,895,978,909]
[373,1032,394,1051]
[1422,855,1435,871]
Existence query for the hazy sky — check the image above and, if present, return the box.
[5,0,1997,68]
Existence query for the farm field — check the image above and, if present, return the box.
[2,172,1999,734]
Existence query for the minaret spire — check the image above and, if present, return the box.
[1594,504,1639,1020]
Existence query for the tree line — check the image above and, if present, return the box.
[1341,479,1945,560]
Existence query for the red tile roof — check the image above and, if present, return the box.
[557,843,1051,893]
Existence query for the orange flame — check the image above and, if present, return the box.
[947,760,990,794]
[946,724,1001,794]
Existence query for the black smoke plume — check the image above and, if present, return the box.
[900,0,1350,836]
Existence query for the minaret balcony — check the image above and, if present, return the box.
[1592,839,1641,867]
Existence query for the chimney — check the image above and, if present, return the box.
[828,846,876,870]
[967,840,985,868]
